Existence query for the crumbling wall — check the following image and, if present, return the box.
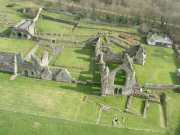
[0,51,73,83]
[0,52,17,73]
[94,33,146,96]
[17,55,42,78]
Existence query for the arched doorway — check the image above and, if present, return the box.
[24,70,28,76]
[18,32,22,38]
[113,70,126,95]
[114,70,126,85]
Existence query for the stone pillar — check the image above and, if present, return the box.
[14,55,18,75]
[143,98,150,118]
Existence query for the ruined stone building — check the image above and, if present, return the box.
[10,8,42,39]
[147,33,173,47]
[0,30,146,97]
[0,51,73,83]
[93,33,146,96]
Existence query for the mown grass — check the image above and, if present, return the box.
[135,45,179,85]
[0,38,36,56]
[167,92,180,135]
[0,72,165,133]
[52,47,94,80]
[0,110,166,135]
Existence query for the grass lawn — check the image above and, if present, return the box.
[167,92,180,135]
[0,38,36,56]
[0,110,166,135]
[135,45,179,85]
[0,72,167,134]
[51,47,94,80]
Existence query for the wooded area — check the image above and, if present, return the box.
[41,0,180,26]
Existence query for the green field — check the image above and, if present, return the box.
[0,0,179,135]
[0,72,164,135]
[135,45,179,85]
[0,38,36,56]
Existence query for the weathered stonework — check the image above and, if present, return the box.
[55,69,73,82]
[41,67,53,80]
[0,52,18,73]
[0,51,73,83]
[10,8,42,39]
[94,33,146,96]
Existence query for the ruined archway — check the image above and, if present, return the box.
[114,70,126,95]
[18,32,22,38]
[114,70,126,86]
[24,70,28,76]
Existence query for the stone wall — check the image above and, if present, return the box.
[0,52,17,73]
[0,51,73,83]
[143,83,180,90]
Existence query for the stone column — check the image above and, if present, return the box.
[14,55,18,75]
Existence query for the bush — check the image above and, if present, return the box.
[71,0,80,3]
[6,3,17,8]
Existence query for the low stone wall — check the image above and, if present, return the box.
[144,83,180,90]
[42,15,75,25]
[37,32,93,37]
[37,37,82,44]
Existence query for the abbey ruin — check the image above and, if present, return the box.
[0,7,179,99]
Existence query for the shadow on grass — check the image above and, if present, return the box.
[59,84,100,95]
[170,72,180,85]
[170,50,180,85]
[174,119,180,135]
[59,44,101,96]
[0,27,12,37]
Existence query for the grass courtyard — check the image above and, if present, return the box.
[135,45,179,85]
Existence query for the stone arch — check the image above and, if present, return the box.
[114,87,122,95]
[109,55,137,96]
[109,67,127,95]
[24,34,28,39]
[12,31,17,37]
[17,32,22,38]
[24,70,28,76]
[31,71,34,76]
[114,69,126,85]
